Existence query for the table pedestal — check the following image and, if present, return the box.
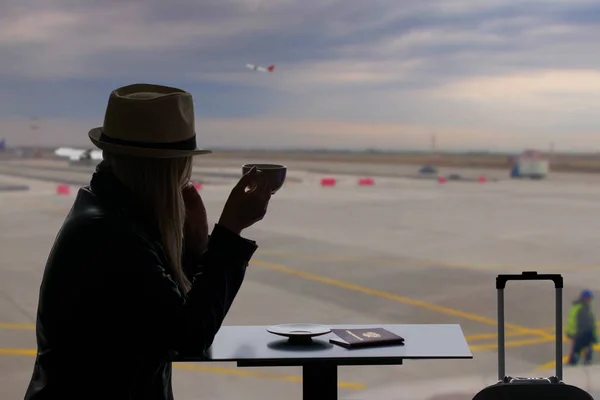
[303,364,337,400]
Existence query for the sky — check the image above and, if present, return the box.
[1,0,600,152]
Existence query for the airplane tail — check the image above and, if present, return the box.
[267,65,275,72]
[0,139,5,150]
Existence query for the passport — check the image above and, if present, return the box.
[330,328,405,349]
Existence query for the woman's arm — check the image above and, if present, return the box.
[181,235,208,280]
[108,221,257,357]
[182,224,257,281]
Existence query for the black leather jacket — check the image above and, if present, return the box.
[24,166,257,400]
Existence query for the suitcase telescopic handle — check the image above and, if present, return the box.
[496,272,563,382]
[496,271,564,289]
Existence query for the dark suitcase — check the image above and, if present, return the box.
[472,271,594,400]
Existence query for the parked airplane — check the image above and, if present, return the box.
[245,63,275,72]
[54,147,102,165]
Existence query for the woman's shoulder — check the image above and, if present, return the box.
[45,213,165,287]
[56,203,156,260]
[63,186,150,242]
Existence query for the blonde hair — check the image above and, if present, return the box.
[103,152,193,293]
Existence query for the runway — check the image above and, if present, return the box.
[1,158,600,399]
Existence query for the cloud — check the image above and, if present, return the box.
[4,0,599,83]
[1,0,600,150]
[429,69,600,104]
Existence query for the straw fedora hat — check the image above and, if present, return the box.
[89,83,212,158]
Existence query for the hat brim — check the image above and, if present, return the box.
[88,127,212,158]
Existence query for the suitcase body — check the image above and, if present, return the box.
[472,271,594,400]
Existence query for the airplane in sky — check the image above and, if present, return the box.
[54,147,102,165]
[245,63,275,72]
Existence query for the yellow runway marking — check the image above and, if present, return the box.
[0,348,37,356]
[0,321,535,354]
[465,331,532,341]
[534,357,570,372]
[252,259,554,340]
[175,363,365,389]
[536,320,600,334]
[0,323,520,354]
[518,323,600,368]
[256,250,600,272]
[13,198,555,353]
[11,184,600,375]
[0,348,365,389]
[18,199,552,340]
[0,323,36,330]
[469,336,560,352]
[1,324,539,343]
[534,341,600,371]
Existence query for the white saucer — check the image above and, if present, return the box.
[267,323,332,340]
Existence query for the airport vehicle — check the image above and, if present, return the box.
[510,159,549,179]
[419,165,438,174]
[510,149,549,179]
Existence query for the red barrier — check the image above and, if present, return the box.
[56,184,70,195]
[320,178,336,187]
[437,177,447,184]
[478,176,487,183]
[193,182,202,190]
[358,177,375,186]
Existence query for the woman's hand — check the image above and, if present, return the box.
[218,166,272,235]
[182,182,209,254]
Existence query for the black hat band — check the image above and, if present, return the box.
[99,132,197,150]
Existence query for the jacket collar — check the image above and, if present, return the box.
[89,162,161,241]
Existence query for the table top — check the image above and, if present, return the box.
[177,324,473,367]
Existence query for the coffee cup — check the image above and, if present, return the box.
[242,163,287,194]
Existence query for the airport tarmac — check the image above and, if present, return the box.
[1,159,600,399]
[190,155,600,184]
[12,156,600,184]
